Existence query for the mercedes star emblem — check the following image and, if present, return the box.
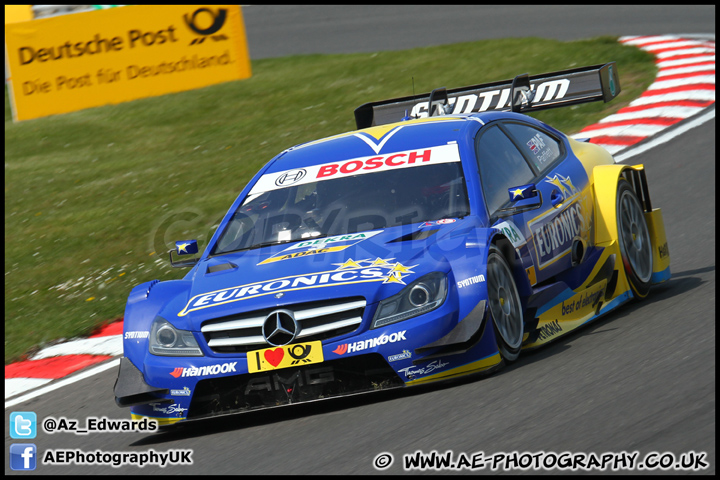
[262,309,298,346]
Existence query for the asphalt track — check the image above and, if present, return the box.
[5,6,715,475]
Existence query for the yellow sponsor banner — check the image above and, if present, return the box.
[5,5,252,121]
[247,342,324,374]
[258,245,351,265]
[5,5,33,24]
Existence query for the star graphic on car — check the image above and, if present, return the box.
[511,187,525,199]
[177,242,191,253]
[370,257,393,267]
[333,258,363,270]
[383,271,407,284]
[388,262,416,274]
[561,176,578,194]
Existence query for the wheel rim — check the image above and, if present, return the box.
[488,255,523,350]
[618,191,653,283]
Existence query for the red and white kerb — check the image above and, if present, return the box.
[573,35,715,155]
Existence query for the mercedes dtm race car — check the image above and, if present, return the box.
[114,63,671,425]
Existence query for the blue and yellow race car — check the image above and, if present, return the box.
[114,63,670,425]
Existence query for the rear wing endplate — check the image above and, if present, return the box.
[354,62,621,129]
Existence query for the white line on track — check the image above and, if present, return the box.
[6,378,53,399]
[30,336,122,360]
[5,359,120,409]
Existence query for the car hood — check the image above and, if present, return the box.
[163,220,478,331]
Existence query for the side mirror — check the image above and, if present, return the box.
[169,240,199,268]
[508,184,538,202]
[495,184,542,217]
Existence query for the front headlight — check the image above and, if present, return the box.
[149,317,203,356]
[372,272,448,329]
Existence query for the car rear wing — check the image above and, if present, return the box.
[354,62,621,129]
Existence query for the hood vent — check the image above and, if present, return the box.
[387,228,440,243]
[206,262,237,274]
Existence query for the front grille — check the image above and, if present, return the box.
[201,297,365,353]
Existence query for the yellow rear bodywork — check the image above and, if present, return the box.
[522,141,671,349]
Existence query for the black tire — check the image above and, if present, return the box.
[487,245,523,362]
[616,180,653,299]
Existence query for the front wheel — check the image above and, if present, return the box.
[487,246,523,362]
[616,180,653,299]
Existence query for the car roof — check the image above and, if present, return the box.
[262,111,553,174]
[261,114,480,174]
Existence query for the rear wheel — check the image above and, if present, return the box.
[487,246,523,362]
[616,180,653,299]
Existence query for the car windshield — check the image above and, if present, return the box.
[211,162,470,255]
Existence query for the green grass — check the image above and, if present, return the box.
[4,36,656,364]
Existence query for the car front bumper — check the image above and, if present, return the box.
[116,298,501,425]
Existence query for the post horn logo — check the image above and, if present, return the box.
[288,344,313,365]
[184,8,228,45]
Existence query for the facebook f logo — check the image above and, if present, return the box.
[10,411,37,439]
[10,444,37,471]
